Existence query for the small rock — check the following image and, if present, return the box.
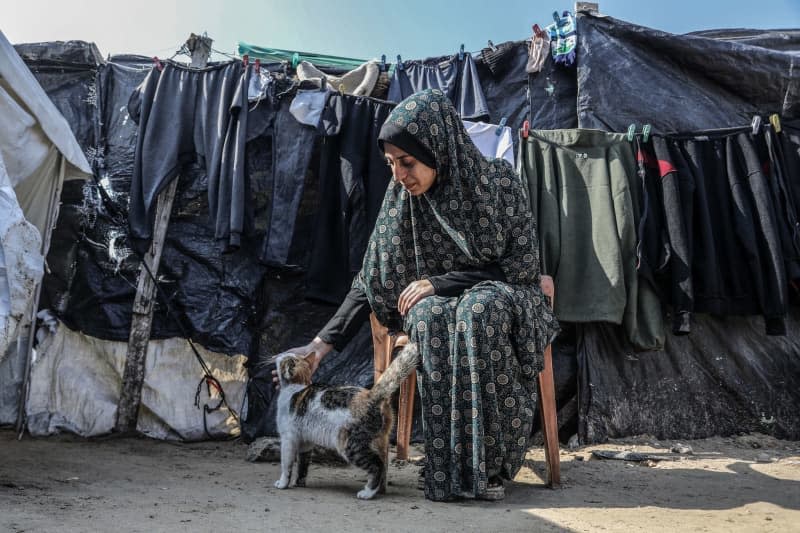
[567,434,580,451]
[410,505,419,510]
[756,453,772,463]
[670,443,693,455]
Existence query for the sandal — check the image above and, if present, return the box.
[477,476,505,501]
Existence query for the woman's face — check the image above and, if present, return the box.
[383,142,437,196]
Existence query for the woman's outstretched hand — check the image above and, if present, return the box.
[271,337,333,390]
[398,279,434,316]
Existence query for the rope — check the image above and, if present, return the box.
[87,167,241,439]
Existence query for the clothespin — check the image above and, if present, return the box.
[627,124,636,142]
[552,11,562,24]
[533,24,545,39]
[291,52,300,69]
[641,124,651,143]
[488,40,498,52]
[152,56,163,71]
[770,114,782,133]
[522,120,530,139]
[320,76,328,91]
[495,117,507,136]
[254,59,261,75]
[459,44,465,61]
[380,54,386,72]
[751,115,762,135]
[339,83,346,93]
[242,54,249,67]
[396,54,403,71]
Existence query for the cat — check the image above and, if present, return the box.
[272,342,419,499]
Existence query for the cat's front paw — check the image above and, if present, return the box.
[357,487,378,500]
[274,478,289,489]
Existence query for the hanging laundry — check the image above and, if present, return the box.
[305,93,395,303]
[462,119,514,165]
[250,99,320,268]
[296,60,380,96]
[388,53,489,120]
[128,60,249,253]
[638,130,788,336]
[526,26,550,73]
[546,11,577,67]
[248,65,273,101]
[288,88,329,128]
[520,128,664,351]
[762,125,800,282]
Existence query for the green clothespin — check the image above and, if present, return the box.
[627,124,636,142]
[642,124,651,143]
[291,52,300,69]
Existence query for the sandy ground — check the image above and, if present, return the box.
[1,429,799,533]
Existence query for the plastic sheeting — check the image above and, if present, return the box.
[25,320,246,440]
[576,14,800,132]
[578,309,800,442]
[27,48,271,356]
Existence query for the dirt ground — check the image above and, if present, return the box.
[1,429,799,533]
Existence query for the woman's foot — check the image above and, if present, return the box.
[477,476,505,501]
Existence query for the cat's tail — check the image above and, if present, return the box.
[369,342,419,402]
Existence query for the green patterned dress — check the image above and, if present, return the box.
[354,89,558,501]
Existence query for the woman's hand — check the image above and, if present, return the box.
[271,337,333,389]
[398,279,434,316]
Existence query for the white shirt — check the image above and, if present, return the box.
[462,119,515,166]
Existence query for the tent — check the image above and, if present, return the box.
[3,10,800,444]
[0,28,92,425]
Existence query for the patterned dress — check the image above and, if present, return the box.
[354,89,558,501]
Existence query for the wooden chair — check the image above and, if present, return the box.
[369,276,560,488]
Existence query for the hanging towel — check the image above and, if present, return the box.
[526,31,550,73]
[546,11,577,67]
[296,60,380,96]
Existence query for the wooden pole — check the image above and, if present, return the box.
[115,33,212,434]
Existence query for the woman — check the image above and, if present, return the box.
[276,89,558,501]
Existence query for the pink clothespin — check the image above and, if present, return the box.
[533,24,545,39]
[522,120,530,139]
[152,56,163,71]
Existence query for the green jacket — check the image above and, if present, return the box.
[521,129,663,351]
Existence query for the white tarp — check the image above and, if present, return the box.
[0,152,43,359]
[0,27,90,367]
[26,320,247,440]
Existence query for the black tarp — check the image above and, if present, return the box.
[576,14,800,133]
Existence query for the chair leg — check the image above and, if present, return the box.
[370,314,391,384]
[538,343,560,488]
[396,370,416,461]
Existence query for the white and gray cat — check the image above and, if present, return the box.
[272,342,418,499]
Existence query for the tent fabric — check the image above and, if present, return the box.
[0,30,91,373]
[578,308,800,442]
[576,14,800,133]
[23,320,245,439]
[1,35,91,175]
[0,152,44,362]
